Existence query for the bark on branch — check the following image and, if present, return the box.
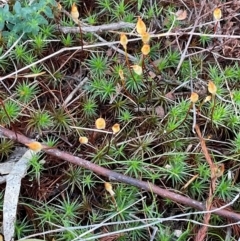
[1,126,240,222]
[59,22,135,34]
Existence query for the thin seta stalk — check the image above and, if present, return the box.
[163,92,199,136]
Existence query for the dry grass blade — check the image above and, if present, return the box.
[194,124,218,241]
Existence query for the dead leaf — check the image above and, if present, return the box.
[148,71,156,79]
[106,48,113,57]
[214,164,225,178]
[155,106,165,118]
[165,91,175,100]
[175,10,187,20]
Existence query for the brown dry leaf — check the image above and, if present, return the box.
[214,164,225,178]
[106,48,113,57]
[175,9,187,20]
[165,91,175,100]
[155,106,165,118]
[100,227,123,241]
[148,71,156,79]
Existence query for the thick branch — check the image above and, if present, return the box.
[1,126,240,221]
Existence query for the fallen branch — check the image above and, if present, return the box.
[3,148,34,241]
[1,126,240,222]
[59,22,135,34]
[59,10,137,62]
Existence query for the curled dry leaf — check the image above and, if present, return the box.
[214,164,225,178]
[95,117,106,130]
[104,182,115,196]
[175,9,187,20]
[25,141,42,152]
[213,7,222,21]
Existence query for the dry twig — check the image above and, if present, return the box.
[59,22,135,34]
[195,124,217,241]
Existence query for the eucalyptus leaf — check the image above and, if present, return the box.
[43,6,53,18]
[13,1,21,15]
[0,19,4,32]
